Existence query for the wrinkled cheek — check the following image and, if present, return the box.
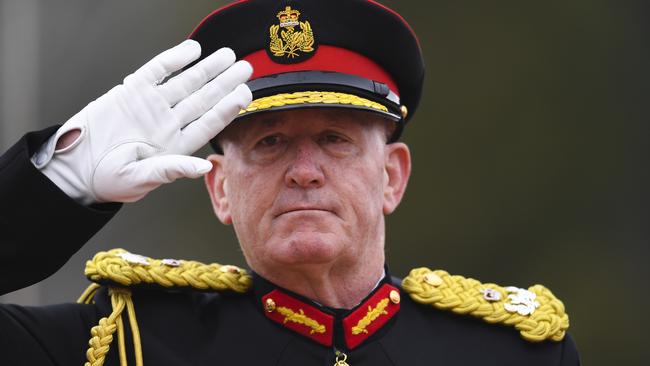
[234,186,275,243]
[228,187,254,236]
[349,177,385,234]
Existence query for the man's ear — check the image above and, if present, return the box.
[204,154,232,225]
[383,142,411,215]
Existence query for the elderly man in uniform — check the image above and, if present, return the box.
[0,0,579,365]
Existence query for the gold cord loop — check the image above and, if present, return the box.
[334,351,350,366]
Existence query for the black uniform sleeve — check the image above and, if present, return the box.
[0,302,100,366]
[560,333,582,365]
[0,127,121,295]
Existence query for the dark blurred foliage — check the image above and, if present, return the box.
[0,1,647,365]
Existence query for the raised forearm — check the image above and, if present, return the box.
[0,127,120,295]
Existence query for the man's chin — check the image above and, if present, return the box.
[268,232,344,266]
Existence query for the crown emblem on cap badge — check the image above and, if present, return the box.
[269,6,315,59]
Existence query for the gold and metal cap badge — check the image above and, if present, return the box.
[267,4,317,64]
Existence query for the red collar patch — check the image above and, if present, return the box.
[261,284,401,349]
[342,284,401,349]
[262,289,334,346]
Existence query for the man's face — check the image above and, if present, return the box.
[206,108,410,274]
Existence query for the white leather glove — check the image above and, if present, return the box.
[32,40,252,205]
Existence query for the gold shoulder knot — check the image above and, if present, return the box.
[401,267,569,343]
[84,248,252,293]
[77,249,253,366]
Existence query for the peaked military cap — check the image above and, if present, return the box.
[187,0,425,151]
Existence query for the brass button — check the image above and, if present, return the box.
[265,298,276,312]
[423,273,443,287]
[400,105,408,119]
[389,290,401,304]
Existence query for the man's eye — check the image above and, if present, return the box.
[258,135,283,147]
[321,133,347,144]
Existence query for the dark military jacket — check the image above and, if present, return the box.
[0,128,580,365]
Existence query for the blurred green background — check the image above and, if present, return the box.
[1,1,647,365]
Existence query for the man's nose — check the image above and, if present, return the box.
[284,139,325,189]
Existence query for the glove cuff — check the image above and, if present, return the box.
[31,131,58,169]
[31,111,96,205]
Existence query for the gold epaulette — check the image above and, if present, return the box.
[83,248,252,293]
[76,248,252,366]
[402,268,569,343]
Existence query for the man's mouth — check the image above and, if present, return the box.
[274,207,333,218]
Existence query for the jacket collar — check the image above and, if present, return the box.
[252,267,401,350]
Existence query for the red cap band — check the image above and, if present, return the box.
[243,45,400,96]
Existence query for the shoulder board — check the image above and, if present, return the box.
[402,267,569,343]
[83,248,252,293]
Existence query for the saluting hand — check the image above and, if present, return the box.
[33,40,252,205]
